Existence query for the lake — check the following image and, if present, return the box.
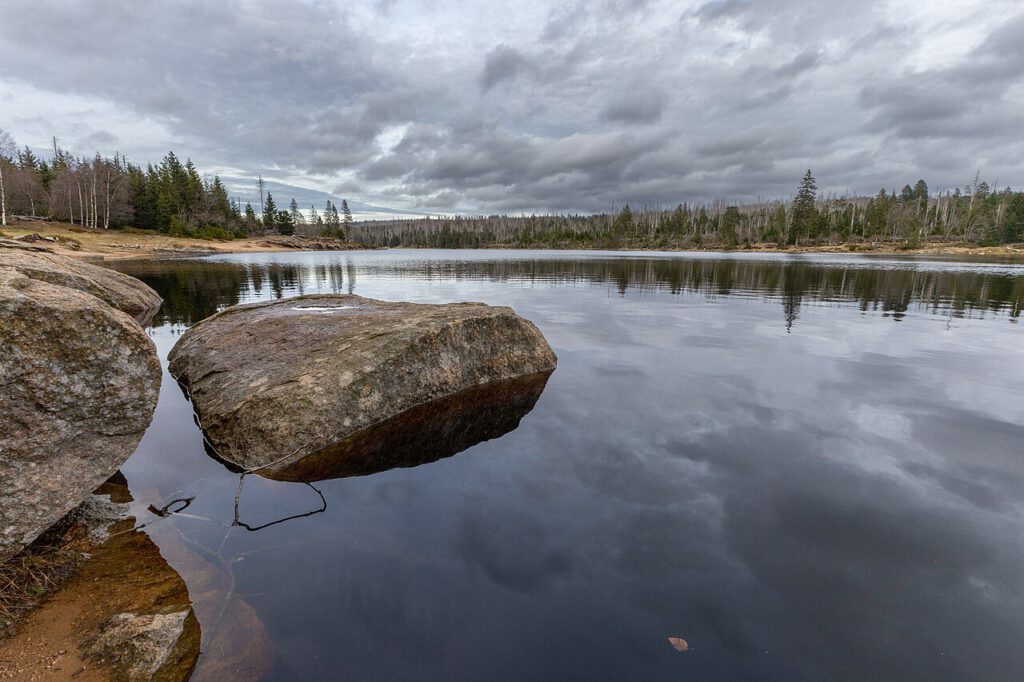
[111,250,1024,680]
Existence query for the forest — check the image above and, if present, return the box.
[0,130,353,240]
[2,130,1022,248]
[348,172,1024,249]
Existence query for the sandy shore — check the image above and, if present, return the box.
[2,220,1022,261]
[0,222,364,261]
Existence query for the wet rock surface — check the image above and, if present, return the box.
[84,611,192,681]
[168,294,557,476]
[0,259,161,561]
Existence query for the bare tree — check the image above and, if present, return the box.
[0,128,16,226]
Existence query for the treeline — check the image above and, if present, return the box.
[0,129,354,240]
[349,172,1024,249]
[3,132,1022,249]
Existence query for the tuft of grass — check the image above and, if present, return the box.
[0,519,87,637]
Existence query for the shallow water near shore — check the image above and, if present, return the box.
[111,249,1024,680]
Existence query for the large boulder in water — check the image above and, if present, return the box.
[0,249,162,320]
[0,265,162,560]
[168,294,557,476]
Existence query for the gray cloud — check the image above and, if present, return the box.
[0,0,1021,215]
[691,0,753,22]
[480,45,537,91]
[603,90,666,124]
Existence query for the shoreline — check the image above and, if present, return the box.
[3,221,1023,262]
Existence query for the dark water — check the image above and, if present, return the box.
[111,250,1024,681]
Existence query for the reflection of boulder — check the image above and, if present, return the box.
[169,294,557,476]
[264,371,552,482]
[0,255,162,561]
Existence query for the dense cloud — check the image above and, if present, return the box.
[1,0,1022,215]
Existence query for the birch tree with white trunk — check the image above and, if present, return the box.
[0,128,17,227]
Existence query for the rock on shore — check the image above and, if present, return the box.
[168,294,557,476]
[0,249,162,319]
[0,250,162,561]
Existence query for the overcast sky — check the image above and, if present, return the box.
[1,0,1022,216]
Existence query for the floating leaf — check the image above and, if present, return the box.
[668,637,690,652]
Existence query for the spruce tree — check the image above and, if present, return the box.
[276,209,295,236]
[263,192,278,231]
[791,170,817,245]
[913,179,929,204]
[721,205,741,248]
[244,203,258,234]
[323,200,341,237]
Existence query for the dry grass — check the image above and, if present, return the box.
[0,520,88,638]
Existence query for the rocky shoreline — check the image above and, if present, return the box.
[0,240,560,680]
[0,248,163,561]
[0,476,201,681]
[0,244,199,678]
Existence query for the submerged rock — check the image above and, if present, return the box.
[85,611,193,681]
[0,248,162,319]
[168,294,557,476]
[0,268,161,560]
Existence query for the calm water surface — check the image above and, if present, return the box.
[112,250,1024,681]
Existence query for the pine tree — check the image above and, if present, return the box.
[210,176,232,224]
[721,205,741,247]
[791,169,817,245]
[323,200,342,238]
[244,203,258,234]
[611,204,633,245]
[342,199,353,225]
[289,197,302,225]
[913,179,929,205]
[263,192,277,230]
[276,209,295,236]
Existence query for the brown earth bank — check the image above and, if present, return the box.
[2,219,1022,261]
[442,240,1024,259]
[0,221,368,261]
